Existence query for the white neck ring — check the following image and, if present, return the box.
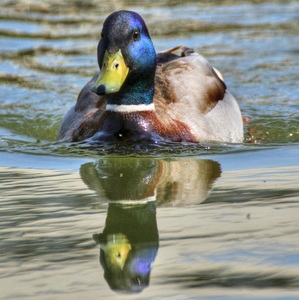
[106,103,155,112]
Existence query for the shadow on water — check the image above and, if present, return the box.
[80,156,221,294]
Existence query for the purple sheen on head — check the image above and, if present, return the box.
[129,247,157,275]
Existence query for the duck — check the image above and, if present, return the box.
[58,10,243,144]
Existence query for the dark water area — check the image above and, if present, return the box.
[0,0,299,299]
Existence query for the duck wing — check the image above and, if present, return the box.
[57,75,106,142]
[154,46,243,143]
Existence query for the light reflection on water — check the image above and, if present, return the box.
[1,155,221,297]
[1,0,299,299]
[1,151,299,299]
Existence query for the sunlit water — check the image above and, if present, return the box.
[0,1,299,299]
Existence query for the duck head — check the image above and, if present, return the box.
[91,10,157,106]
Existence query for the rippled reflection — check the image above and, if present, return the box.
[80,156,221,293]
[80,156,221,206]
[93,202,158,294]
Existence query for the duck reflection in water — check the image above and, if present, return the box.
[93,202,158,294]
[80,157,221,293]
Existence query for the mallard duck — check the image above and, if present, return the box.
[58,10,243,143]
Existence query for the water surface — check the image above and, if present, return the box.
[0,0,299,299]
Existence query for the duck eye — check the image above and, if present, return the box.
[132,30,140,41]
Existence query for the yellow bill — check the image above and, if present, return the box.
[91,49,129,95]
[101,233,132,270]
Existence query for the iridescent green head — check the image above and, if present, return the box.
[91,11,156,106]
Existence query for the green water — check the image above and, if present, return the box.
[0,1,299,299]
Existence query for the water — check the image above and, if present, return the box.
[0,0,299,299]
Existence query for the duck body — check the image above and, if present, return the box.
[58,10,243,144]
